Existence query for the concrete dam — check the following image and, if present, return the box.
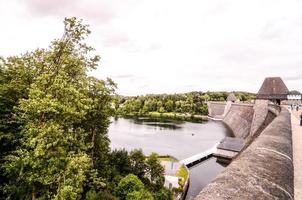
[195,77,294,200]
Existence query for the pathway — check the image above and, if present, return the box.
[180,143,219,166]
[291,109,302,200]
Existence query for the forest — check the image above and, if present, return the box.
[114,91,255,118]
[0,18,171,200]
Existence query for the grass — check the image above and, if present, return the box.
[157,155,178,162]
[147,112,208,121]
[176,164,189,188]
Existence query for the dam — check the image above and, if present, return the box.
[194,77,294,200]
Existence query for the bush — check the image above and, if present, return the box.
[115,174,144,200]
[126,190,154,200]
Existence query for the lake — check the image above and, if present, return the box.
[108,117,232,199]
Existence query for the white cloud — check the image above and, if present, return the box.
[0,0,302,95]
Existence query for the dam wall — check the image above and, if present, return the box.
[249,100,269,137]
[207,102,226,119]
[222,103,254,139]
[208,101,277,139]
[196,108,293,200]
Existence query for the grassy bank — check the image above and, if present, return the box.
[118,111,208,122]
[176,164,189,189]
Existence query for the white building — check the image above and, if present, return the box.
[287,90,302,105]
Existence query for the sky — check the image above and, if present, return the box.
[0,0,302,95]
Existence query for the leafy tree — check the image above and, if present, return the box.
[165,100,174,112]
[2,17,115,199]
[109,149,132,177]
[129,149,147,179]
[126,190,154,200]
[153,188,173,200]
[145,153,165,191]
[115,174,144,200]
[85,189,118,200]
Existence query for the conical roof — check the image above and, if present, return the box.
[256,77,289,100]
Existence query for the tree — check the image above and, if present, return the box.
[115,174,144,200]
[2,17,115,199]
[109,149,132,177]
[0,54,39,197]
[165,100,174,112]
[145,153,165,191]
[126,190,154,200]
[129,149,147,179]
[153,188,173,200]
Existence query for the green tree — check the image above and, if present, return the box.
[109,149,132,177]
[126,190,154,200]
[145,153,165,191]
[2,17,115,199]
[129,149,147,179]
[165,100,174,112]
[115,174,144,200]
[153,188,173,200]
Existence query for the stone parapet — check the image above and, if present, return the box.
[195,108,293,200]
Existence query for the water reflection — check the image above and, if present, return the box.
[185,158,225,200]
[132,117,184,129]
[108,117,232,198]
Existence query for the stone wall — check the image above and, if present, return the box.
[222,103,254,138]
[195,108,293,200]
[207,102,226,118]
[249,100,269,137]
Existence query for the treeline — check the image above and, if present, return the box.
[0,18,171,200]
[114,91,255,117]
[115,92,209,116]
[205,91,255,102]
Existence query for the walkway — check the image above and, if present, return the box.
[180,143,218,166]
[291,109,302,200]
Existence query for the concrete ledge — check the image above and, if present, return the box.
[195,108,293,200]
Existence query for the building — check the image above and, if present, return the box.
[256,77,289,105]
[287,90,302,105]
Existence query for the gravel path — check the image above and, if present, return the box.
[291,109,302,200]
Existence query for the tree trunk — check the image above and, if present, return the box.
[32,185,37,200]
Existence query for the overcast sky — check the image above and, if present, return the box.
[0,0,301,95]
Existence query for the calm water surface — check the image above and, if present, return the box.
[108,117,232,199]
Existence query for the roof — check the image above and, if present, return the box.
[288,90,301,95]
[256,77,289,100]
[227,93,237,102]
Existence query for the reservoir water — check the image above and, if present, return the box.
[108,117,232,199]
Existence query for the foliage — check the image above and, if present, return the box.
[126,190,154,200]
[114,91,255,118]
[153,188,173,200]
[176,164,189,190]
[85,189,118,200]
[0,17,182,200]
[129,149,147,179]
[145,153,165,191]
[115,174,144,200]
[0,17,117,199]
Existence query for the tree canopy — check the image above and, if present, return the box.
[0,17,170,200]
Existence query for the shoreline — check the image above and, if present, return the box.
[115,112,209,122]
